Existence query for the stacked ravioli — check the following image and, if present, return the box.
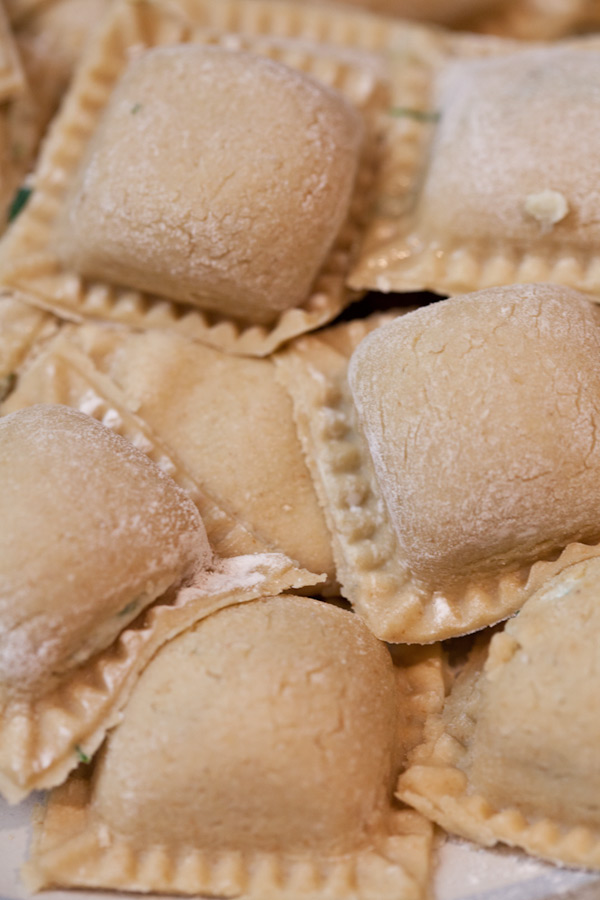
[2,1,600,899]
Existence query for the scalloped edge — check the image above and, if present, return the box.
[26,783,432,900]
[0,0,391,357]
[349,30,600,298]
[0,560,323,804]
[24,640,444,900]
[396,633,600,870]
[164,0,426,53]
[275,312,600,643]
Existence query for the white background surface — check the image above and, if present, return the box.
[1,796,599,900]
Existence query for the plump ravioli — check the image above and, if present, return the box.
[467,558,600,832]
[91,596,399,854]
[397,557,600,867]
[27,596,435,900]
[281,284,600,642]
[56,44,363,325]
[417,47,600,250]
[0,403,209,694]
[350,42,600,297]
[349,284,600,588]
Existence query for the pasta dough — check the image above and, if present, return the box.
[56,44,363,325]
[349,36,600,298]
[26,596,436,900]
[349,284,600,587]
[276,284,600,641]
[397,557,600,866]
[417,47,600,249]
[72,326,336,581]
[0,403,210,694]
[468,559,600,830]
[92,595,398,853]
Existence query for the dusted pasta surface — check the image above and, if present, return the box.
[0,404,209,693]
[349,285,600,585]
[56,44,363,325]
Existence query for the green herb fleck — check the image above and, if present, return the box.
[75,745,90,764]
[0,372,16,402]
[117,599,139,618]
[131,102,142,114]
[389,107,440,123]
[7,185,32,223]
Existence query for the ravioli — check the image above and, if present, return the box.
[0,0,387,355]
[350,39,600,298]
[349,285,600,586]
[397,557,600,867]
[72,325,336,583]
[27,596,437,900]
[0,403,209,694]
[278,285,600,641]
[56,44,363,325]
[416,48,600,251]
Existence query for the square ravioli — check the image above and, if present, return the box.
[26,596,439,900]
[350,37,600,297]
[0,404,210,694]
[348,285,600,585]
[0,0,388,356]
[277,284,600,642]
[397,557,600,868]
[57,44,363,326]
[417,47,600,250]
